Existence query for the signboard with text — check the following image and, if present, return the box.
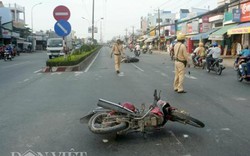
[233,9,241,22]
[241,2,250,22]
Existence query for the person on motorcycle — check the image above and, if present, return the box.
[206,42,221,70]
[142,44,148,53]
[149,43,153,50]
[170,40,177,60]
[235,44,250,65]
[135,43,140,51]
[193,42,205,65]
[237,45,250,78]
[148,43,153,53]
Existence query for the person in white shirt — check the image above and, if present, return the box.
[135,43,140,51]
[236,42,242,55]
[206,42,221,69]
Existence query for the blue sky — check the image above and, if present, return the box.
[3,0,217,41]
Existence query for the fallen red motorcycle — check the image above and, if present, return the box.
[80,90,205,136]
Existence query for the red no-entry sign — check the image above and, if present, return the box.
[53,5,70,21]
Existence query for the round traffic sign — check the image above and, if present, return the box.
[54,20,71,37]
[53,5,70,21]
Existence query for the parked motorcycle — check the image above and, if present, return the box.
[203,56,225,75]
[80,90,205,136]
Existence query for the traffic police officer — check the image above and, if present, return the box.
[173,34,190,93]
[111,39,124,74]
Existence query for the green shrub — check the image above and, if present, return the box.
[46,45,101,67]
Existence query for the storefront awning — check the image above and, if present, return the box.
[165,36,175,40]
[209,24,237,40]
[185,34,196,38]
[144,36,158,43]
[191,28,220,40]
[227,22,250,35]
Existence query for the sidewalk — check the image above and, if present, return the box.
[152,50,234,68]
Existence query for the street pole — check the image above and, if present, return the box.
[158,8,160,50]
[31,2,42,52]
[132,26,134,44]
[92,0,95,43]
[125,28,128,43]
[100,20,102,43]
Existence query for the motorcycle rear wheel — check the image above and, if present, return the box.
[170,110,205,128]
[88,112,127,134]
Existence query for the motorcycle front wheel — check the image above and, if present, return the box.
[88,112,127,134]
[237,70,243,82]
[170,110,205,128]
[216,66,222,75]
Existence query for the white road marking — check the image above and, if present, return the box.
[23,79,29,82]
[1,61,31,69]
[169,131,184,146]
[84,50,101,72]
[131,63,144,72]
[172,71,197,79]
[34,69,42,73]
[234,97,247,101]
[220,128,231,131]
[57,22,68,34]
[51,72,62,75]
[118,72,124,76]
[169,131,190,155]
[183,134,189,138]
[185,74,197,80]
[75,71,83,76]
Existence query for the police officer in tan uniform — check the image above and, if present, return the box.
[111,39,124,74]
[173,34,190,93]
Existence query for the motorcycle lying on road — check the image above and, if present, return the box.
[203,56,225,75]
[80,90,205,136]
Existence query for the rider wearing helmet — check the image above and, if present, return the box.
[238,45,250,78]
[206,42,221,69]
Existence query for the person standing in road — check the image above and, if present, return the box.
[111,39,125,74]
[173,34,190,93]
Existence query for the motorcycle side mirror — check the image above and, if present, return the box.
[158,90,161,101]
[154,89,157,100]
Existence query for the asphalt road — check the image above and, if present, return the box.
[0,48,250,156]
